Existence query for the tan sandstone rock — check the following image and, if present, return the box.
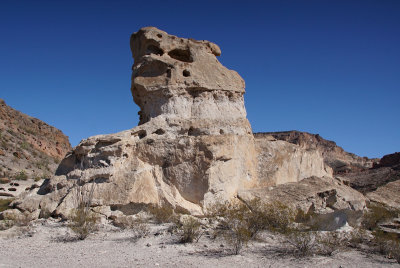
[12,27,365,220]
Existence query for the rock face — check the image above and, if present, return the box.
[337,152,400,208]
[253,133,332,185]
[11,28,367,220]
[14,27,259,216]
[0,99,71,181]
[263,131,377,174]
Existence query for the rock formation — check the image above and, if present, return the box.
[262,131,377,174]
[10,27,369,221]
[0,99,71,184]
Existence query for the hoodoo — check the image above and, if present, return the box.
[12,27,367,220]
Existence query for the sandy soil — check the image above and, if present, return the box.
[1,219,399,268]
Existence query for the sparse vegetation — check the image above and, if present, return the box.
[362,203,399,230]
[207,199,296,254]
[177,216,202,243]
[148,204,174,223]
[0,198,13,212]
[15,170,28,180]
[68,182,99,240]
[286,229,317,256]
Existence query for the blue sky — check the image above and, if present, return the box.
[0,0,399,158]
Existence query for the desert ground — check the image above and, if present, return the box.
[1,218,399,268]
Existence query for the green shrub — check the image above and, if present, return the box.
[20,141,30,150]
[0,198,13,212]
[15,170,28,180]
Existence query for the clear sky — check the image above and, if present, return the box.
[0,0,399,158]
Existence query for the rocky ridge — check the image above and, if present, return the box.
[0,99,71,183]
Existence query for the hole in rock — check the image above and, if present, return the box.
[138,130,147,139]
[8,188,16,191]
[220,129,224,134]
[157,34,162,38]
[183,70,191,77]
[146,45,164,56]
[153,129,165,135]
[168,48,193,62]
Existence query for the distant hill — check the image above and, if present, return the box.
[0,99,71,181]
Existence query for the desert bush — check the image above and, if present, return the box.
[362,203,399,230]
[68,182,98,240]
[15,170,28,180]
[116,215,150,238]
[177,217,202,243]
[286,229,317,257]
[0,198,13,212]
[372,230,400,262]
[261,200,296,234]
[1,210,33,231]
[316,231,348,256]
[207,199,296,254]
[346,227,369,248]
[69,207,98,240]
[148,204,174,223]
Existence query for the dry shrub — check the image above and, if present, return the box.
[148,204,174,223]
[207,201,254,254]
[286,230,317,257]
[0,210,33,232]
[362,203,399,230]
[177,217,202,243]
[207,198,296,254]
[68,182,98,240]
[316,231,348,256]
[372,230,400,263]
[116,216,150,238]
[346,227,369,248]
[261,200,296,234]
[69,208,99,240]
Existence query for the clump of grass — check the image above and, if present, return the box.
[15,170,28,180]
